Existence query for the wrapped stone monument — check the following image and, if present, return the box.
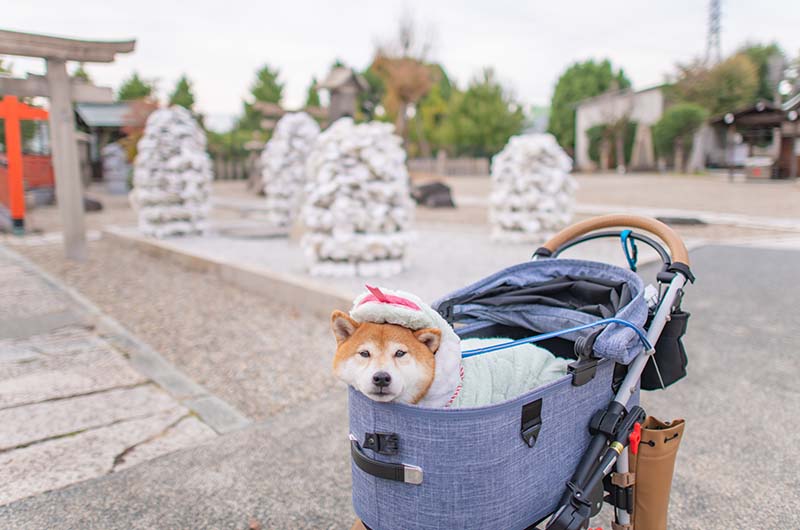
[489,133,577,242]
[101,142,130,195]
[130,106,213,238]
[260,112,320,229]
[302,118,414,277]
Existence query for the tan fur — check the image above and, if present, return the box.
[331,310,440,404]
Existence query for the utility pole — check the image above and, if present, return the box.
[705,0,722,66]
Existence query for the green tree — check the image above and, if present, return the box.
[237,64,284,131]
[653,103,708,172]
[671,54,758,115]
[117,72,153,101]
[446,68,525,157]
[169,75,195,110]
[0,57,11,74]
[548,59,630,152]
[72,63,90,82]
[358,66,386,121]
[409,65,456,156]
[305,77,320,108]
[740,42,783,102]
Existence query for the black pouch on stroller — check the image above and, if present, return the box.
[641,310,690,390]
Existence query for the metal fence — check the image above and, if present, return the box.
[212,154,489,180]
[407,157,490,176]
[212,155,259,180]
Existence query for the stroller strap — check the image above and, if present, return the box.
[461,318,652,359]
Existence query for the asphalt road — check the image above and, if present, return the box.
[1,244,797,529]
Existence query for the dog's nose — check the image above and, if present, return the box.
[372,371,392,387]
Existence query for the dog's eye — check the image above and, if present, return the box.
[358,350,370,358]
[395,350,407,358]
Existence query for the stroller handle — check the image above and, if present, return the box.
[541,214,690,267]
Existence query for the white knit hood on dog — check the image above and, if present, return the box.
[349,285,462,408]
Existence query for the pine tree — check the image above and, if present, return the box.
[238,65,284,130]
[305,78,321,108]
[169,75,195,110]
[72,63,91,82]
[117,72,153,101]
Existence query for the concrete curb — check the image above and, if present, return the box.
[103,227,353,315]
[575,204,800,232]
[0,244,251,435]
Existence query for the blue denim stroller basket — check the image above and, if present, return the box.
[348,258,649,530]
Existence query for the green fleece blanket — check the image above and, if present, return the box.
[448,338,570,408]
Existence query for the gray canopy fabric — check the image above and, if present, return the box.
[433,259,648,364]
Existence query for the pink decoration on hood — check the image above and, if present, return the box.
[359,285,421,311]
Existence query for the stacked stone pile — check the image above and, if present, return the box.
[489,133,577,242]
[101,142,130,195]
[260,112,320,228]
[302,118,414,277]
[130,106,213,238]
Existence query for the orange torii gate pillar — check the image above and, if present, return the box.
[0,95,48,234]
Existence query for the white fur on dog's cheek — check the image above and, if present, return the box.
[334,356,365,388]
[394,357,430,404]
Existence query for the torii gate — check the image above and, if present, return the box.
[0,96,48,233]
[0,29,135,260]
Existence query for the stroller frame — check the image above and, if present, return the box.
[533,215,693,530]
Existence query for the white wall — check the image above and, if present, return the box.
[575,88,664,171]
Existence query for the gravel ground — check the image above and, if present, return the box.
[16,240,338,422]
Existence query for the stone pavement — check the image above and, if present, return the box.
[0,245,249,506]
[1,244,798,529]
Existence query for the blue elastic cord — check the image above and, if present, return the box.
[460,317,652,358]
[620,229,638,272]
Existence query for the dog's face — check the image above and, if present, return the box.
[331,310,441,404]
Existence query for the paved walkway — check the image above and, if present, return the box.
[0,245,248,506]
[2,245,797,529]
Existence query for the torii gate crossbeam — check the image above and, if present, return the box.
[0,29,135,260]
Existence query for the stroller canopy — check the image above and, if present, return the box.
[434,258,648,363]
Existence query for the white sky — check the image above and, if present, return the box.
[4,0,800,131]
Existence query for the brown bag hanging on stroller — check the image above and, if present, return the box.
[628,417,685,530]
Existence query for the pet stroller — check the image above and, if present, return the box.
[348,215,693,530]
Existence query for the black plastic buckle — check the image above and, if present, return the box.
[520,398,543,448]
[589,402,627,437]
[362,432,399,456]
[569,330,600,386]
[568,357,599,386]
[604,484,634,513]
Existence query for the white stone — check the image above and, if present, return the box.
[261,113,320,229]
[302,118,414,276]
[129,106,213,238]
[489,133,577,242]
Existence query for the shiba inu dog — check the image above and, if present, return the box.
[331,311,441,404]
[331,285,569,409]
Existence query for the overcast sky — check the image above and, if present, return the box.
[4,0,800,131]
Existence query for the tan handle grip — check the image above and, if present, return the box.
[542,214,690,266]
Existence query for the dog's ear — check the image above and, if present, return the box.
[414,328,441,354]
[331,310,359,344]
